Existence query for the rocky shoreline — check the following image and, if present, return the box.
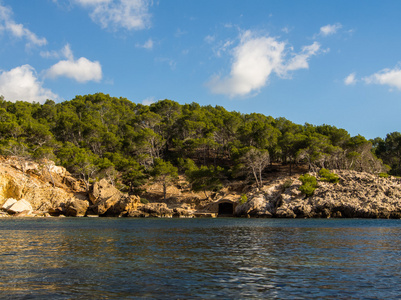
[1,156,401,219]
[236,170,401,219]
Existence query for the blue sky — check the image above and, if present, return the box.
[1,0,401,139]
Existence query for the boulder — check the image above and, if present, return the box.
[2,198,18,211]
[125,210,149,218]
[65,199,89,217]
[89,179,124,216]
[235,194,273,217]
[173,206,195,218]
[7,199,33,214]
[48,206,65,216]
[139,203,173,217]
[116,195,141,213]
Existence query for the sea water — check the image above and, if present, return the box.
[0,218,400,299]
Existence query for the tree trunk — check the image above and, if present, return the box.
[252,168,260,188]
[163,183,167,201]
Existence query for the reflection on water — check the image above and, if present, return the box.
[1,218,401,299]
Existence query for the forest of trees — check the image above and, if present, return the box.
[0,93,399,194]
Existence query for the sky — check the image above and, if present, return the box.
[0,0,401,139]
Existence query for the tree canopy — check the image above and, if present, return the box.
[0,93,396,197]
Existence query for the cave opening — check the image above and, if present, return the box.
[218,202,234,216]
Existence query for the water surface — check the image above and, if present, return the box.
[0,218,400,299]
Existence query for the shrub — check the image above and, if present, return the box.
[299,174,318,197]
[239,194,248,204]
[378,172,389,178]
[140,198,149,204]
[318,168,339,184]
[281,179,293,192]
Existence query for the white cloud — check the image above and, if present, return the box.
[204,35,215,44]
[136,38,153,49]
[344,73,357,85]
[142,97,155,105]
[74,0,152,31]
[40,43,74,60]
[284,42,321,74]
[0,4,47,47]
[215,40,234,57]
[44,45,102,83]
[319,23,342,37]
[364,67,401,90]
[46,57,102,83]
[207,31,321,98]
[0,65,58,103]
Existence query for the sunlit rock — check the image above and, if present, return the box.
[65,199,89,217]
[7,199,33,214]
[1,198,18,211]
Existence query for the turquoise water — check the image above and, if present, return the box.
[1,218,401,299]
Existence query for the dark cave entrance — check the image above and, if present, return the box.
[218,202,234,216]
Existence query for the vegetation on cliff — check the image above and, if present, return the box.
[0,93,398,196]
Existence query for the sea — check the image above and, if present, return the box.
[0,218,400,299]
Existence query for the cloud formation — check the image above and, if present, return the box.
[40,43,74,60]
[47,57,102,83]
[207,31,320,97]
[364,66,401,90]
[0,4,47,47]
[142,96,155,105]
[319,23,342,37]
[44,45,102,83]
[74,0,152,31]
[136,38,153,50]
[284,42,321,73]
[344,73,357,85]
[0,65,58,103]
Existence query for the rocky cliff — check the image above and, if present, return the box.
[1,156,401,218]
[236,170,401,218]
[0,156,197,218]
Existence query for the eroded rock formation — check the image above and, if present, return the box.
[235,170,401,218]
[1,156,401,218]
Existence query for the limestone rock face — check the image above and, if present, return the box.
[239,170,401,218]
[2,155,401,219]
[0,156,86,217]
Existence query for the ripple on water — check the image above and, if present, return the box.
[0,218,401,299]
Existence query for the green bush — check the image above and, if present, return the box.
[378,172,389,178]
[318,168,339,184]
[299,174,318,197]
[239,194,248,204]
[299,183,317,197]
